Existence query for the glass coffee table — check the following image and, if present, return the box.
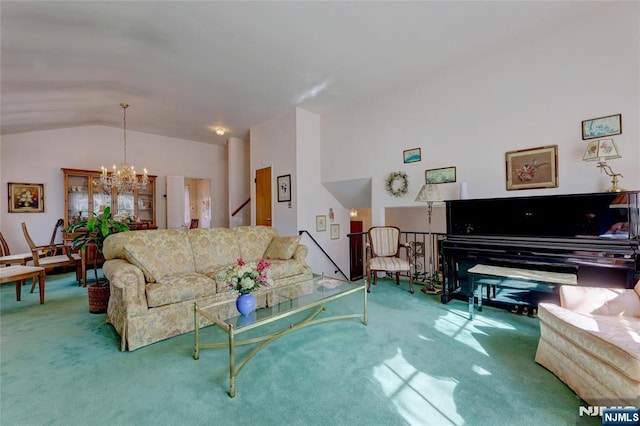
[193,275,367,397]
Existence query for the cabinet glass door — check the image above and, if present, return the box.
[136,186,154,223]
[67,175,89,221]
[92,184,112,217]
[116,190,135,218]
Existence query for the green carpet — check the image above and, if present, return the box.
[1,272,599,426]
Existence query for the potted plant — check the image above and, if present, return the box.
[66,206,130,313]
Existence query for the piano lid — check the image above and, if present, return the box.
[446,191,639,241]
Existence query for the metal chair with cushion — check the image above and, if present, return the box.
[21,222,82,286]
[366,226,414,294]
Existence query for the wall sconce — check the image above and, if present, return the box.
[329,208,334,222]
[582,139,624,192]
[215,128,225,136]
[350,208,357,218]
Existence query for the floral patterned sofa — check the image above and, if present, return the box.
[536,283,640,406]
[102,226,312,351]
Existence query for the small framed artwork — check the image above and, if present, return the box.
[330,223,340,240]
[277,174,291,202]
[8,182,44,213]
[403,148,421,163]
[505,145,558,191]
[425,166,456,184]
[316,215,327,232]
[582,113,622,140]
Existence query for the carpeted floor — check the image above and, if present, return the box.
[0,271,598,426]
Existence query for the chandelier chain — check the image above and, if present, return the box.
[122,102,128,163]
[100,102,148,193]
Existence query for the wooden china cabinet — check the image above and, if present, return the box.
[62,168,157,285]
[62,168,157,228]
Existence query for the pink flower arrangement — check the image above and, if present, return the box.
[217,258,273,295]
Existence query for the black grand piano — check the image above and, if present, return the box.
[440,191,639,308]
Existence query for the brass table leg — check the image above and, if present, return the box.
[228,325,235,398]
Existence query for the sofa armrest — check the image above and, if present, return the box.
[103,259,148,314]
[560,285,640,317]
[292,244,308,261]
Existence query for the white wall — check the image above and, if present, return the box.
[228,136,250,227]
[320,3,639,221]
[249,109,297,235]
[0,126,225,251]
[296,108,349,279]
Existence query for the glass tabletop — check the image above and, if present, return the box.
[222,276,364,330]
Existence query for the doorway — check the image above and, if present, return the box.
[255,167,272,227]
[166,176,212,229]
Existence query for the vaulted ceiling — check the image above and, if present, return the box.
[1,1,606,145]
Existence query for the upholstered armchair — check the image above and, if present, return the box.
[536,284,640,406]
[366,226,414,294]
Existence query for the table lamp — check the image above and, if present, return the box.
[415,184,444,293]
[582,139,624,192]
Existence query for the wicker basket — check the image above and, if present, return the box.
[88,282,110,314]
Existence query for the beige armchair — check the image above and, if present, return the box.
[366,226,414,294]
[536,283,640,406]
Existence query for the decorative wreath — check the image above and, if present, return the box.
[385,171,409,197]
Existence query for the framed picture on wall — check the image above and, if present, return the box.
[403,148,421,163]
[425,166,456,184]
[8,182,44,213]
[505,145,558,191]
[316,215,327,232]
[581,113,622,140]
[277,174,291,202]
[330,223,340,240]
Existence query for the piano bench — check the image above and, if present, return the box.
[467,264,577,320]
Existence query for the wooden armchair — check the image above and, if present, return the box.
[21,222,81,286]
[0,231,33,266]
[366,226,414,294]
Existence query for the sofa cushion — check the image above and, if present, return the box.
[264,236,301,260]
[188,228,241,274]
[146,272,216,308]
[122,230,195,282]
[233,226,278,261]
[560,286,640,317]
[538,303,640,382]
[268,259,308,280]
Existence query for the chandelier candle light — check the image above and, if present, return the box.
[100,103,149,193]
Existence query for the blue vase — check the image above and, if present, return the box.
[236,293,256,316]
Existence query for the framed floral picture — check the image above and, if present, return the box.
[277,174,291,202]
[505,145,558,191]
[316,215,327,232]
[8,182,44,213]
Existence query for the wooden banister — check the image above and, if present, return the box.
[231,198,250,217]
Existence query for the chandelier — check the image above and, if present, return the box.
[100,103,149,193]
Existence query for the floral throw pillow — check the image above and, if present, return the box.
[264,236,301,260]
